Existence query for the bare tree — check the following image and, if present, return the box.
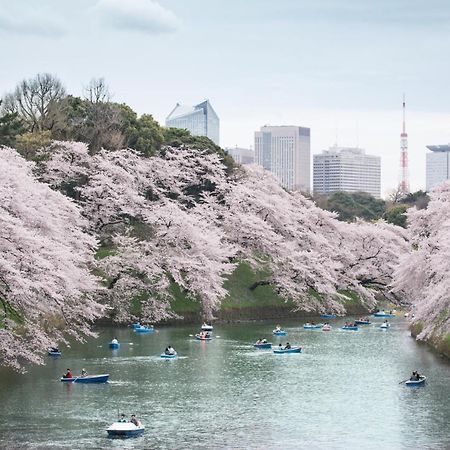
[1,73,66,132]
[83,77,111,104]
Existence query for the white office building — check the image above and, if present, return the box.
[225,147,255,165]
[426,145,450,191]
[313,146,381,198]
[254,125,310,191]
[166,100,219,145]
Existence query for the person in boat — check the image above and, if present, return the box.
[111,337,119,344]
[255,339,262,344]
[167,345,176,355]
[275,324,281,331]
[119,414,127,423]
[278,344,282,349]
[205,332,211,338]
[262,338,267,344]
[81,368,87,377]
[63,369,73,379]
[50,347,60,353]
[284,342,291,350]
[410,371,421,381]
[130,415,140,427]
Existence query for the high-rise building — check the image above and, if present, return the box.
[225,147,255,165]
[254,125,310,191]
[313,146,381,198]
[165,100,219,145]
[426,144,450,191]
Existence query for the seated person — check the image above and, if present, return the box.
[262,338,267,344]
[284,342,291,350]
[63,369,73,378]
[50,347,60,353]
[111,337,119,344]
[255,339,262,344]
[130,415,140,427]
[167,345,176,355]
[119,414,127,423]
[81,368,87,377]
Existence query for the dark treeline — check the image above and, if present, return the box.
[0,73,234,169]
[313,190,429,227]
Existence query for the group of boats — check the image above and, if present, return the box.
[48,311,423,438]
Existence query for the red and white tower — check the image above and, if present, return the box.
[399,94,410,194]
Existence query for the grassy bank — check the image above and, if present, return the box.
[165,262,369,323]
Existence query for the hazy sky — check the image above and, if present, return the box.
[1,0,450,195]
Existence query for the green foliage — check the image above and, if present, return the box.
[0,110,26,147]
[323,191,386,222]
[403,190,429,209]
[384,204,408,228]
[119,104,164,157]
[15,131,52,159]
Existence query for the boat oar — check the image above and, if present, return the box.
[398,379,409,384]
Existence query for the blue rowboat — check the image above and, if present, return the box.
[61,374,109,384]
[134,326,154,333]
[201,324,213,331]
[106,422,145,438]
[342,326,359,331]
[48,350,61,356]
[405,376,426,386]
[273,330,287,336]
[160,353,177,359]
[195,334,212,341]
[273,346,302,354]
[109,342,120,349]
[320,314,336,319]
[254,342,272,349]
[355,320,371,325]
[373,312,396,318]
[303,324,323,329]
[131,323,141,329]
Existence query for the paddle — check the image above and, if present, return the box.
[398,379,409,384]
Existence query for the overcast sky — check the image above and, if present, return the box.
[1,0,450,195]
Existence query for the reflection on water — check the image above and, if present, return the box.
[0,318,450,449]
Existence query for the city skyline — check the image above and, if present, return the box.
[1,0,450,194]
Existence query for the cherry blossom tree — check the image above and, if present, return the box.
[0,147,103,370]
[392,181,450,340]
[36,141,409,323]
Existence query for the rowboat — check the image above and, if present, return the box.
[273,330,287,336]
[405,376,426,386]
[373,311,396,318]
[355,320,371,325]
[134,326,154,333]
[106,422,145,437]
[342,326,359,331]
[195,334,212,341]
[109,342,120,349]
[201,324,213,331]
[273,346,302,354]
[320,314,336,319]
[160,352,177,359]
[60,374,109,384]
[303,324,323,329]
[48,350,61,356]
[254,342,272,349]
[131,323,141,329]
[380,323,390,329]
